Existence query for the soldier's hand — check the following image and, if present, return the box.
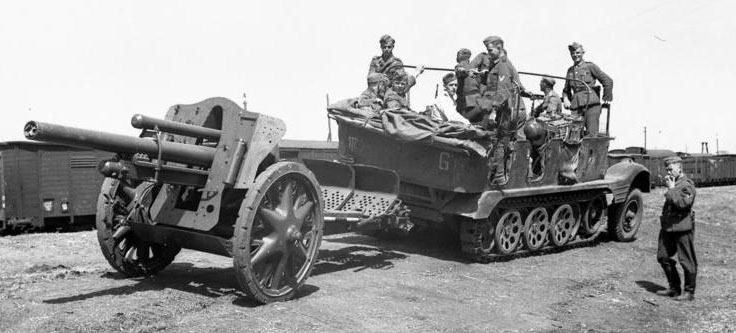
[665,176,675,189]
[563,100,571,109]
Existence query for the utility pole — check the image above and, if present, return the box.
[643,126,647,150]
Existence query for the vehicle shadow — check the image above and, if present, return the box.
[325,227,618,263]
[42,245,408,307]
[635,280,667,294]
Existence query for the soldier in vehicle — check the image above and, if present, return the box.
[356,73,388,112]
[369,35,405,84]
[478,36,532,185]
[383,71,412,110]
[533,77,563,118]
[562,42,613,136]
[656,156,698,301]
[455,48,483,123]
[426,73,469,124]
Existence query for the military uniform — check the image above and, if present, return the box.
[482,56,528,185]
[383,88,409,110]
[657,162,698,298]
[562,61,613,135]
[534,90,563,118]
[369,55,405,84]
[455,60,483,122]
[356,88,383,112]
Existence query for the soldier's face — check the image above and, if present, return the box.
[381,43,394,56]
[445,80,458,95]
[392,80,406,93]
[667,163,682,178]
[570,48,584,63]
[486,44,502,60]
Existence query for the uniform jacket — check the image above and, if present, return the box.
[369,55,404,83]
[660,175,697,232]
[383,88,410,110]
[481,57,526,133]
[562,61,613,110]
[356,88,383,112]
[455,60,482,111]
[534,90,563,118]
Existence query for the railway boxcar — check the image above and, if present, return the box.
[0,141,112,233]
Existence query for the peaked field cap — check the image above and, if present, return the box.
[664,156,683,165]
[568,42,584,52]
[483,35,503,46]
[367,73,386,84]
[380,34,395,45]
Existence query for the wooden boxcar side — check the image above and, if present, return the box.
[0,141,112,233]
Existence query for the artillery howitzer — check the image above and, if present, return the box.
[25,97,409,303]
[24,95,650,303]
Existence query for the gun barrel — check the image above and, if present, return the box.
[131,114,221,141]
[24,121,216,167]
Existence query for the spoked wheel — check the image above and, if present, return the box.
[549,204,578,246]
[608,189,643,242]
[523,207,549,251]
[581,196,606,237]
[233,162,324,304]
[494,210,523,255]
[96,178,181,277]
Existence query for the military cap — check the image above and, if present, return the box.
[442,72,457,86]
[392,70,409,82]
[367,73,387,85]
[540,77,556,87]
[483,35,503,46]
[379,34,395,45]
[456,48,472,61]
[568,42,584,52]
[664,156,683,166]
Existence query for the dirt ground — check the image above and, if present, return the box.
[1,186,735,333]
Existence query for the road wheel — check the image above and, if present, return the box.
[494,210,523,255]
[581,196,606,237]
[607,189,643,242]
[523,207,549,251]
[549,204,577,246]
[96,178,181,277]
[233,162,324,304]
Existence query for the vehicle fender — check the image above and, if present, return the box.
[604,160,650,203]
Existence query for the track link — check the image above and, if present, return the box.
[460,190,607,263]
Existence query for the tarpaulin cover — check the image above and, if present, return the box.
[327,98,494,157]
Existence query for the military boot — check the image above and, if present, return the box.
[655,288,681,297]
[675,291,695,302]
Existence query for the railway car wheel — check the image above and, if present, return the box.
[96,178,181,277]
[581,196,606,236]
[549,204,577,246]
[523,207,549,251]
[494,210,523,255]
[233,161,324,304]
[607,189,643,242]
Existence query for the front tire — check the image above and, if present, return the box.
[607,189,643,242]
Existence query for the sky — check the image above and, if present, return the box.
[1,0,734,153]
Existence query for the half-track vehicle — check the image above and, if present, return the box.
[23,93,649,303]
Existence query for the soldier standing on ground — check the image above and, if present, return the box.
[656,156,698,301]
[562,42,613,136]
[356,73,388,112]
[533,77,563,118]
